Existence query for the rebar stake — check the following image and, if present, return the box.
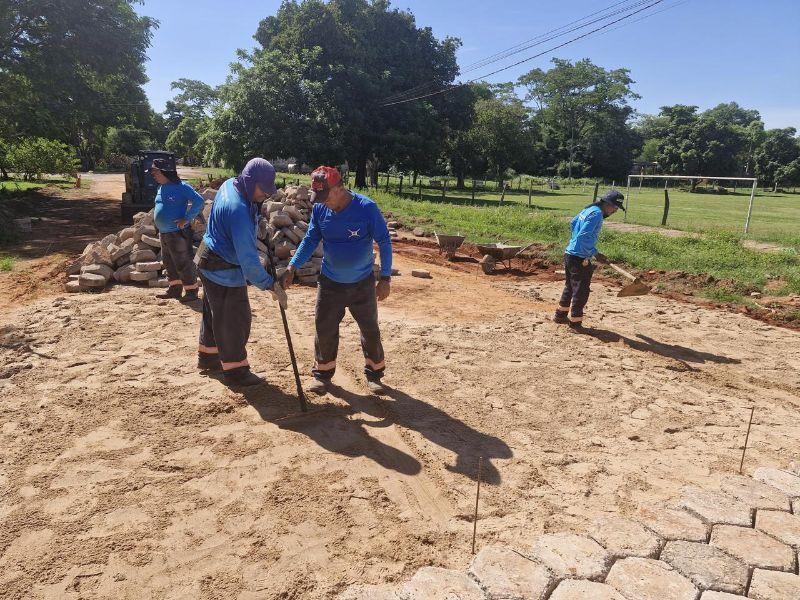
[739,406,755,474]
[472,456,483,554]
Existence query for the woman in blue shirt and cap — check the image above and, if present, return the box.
[554,189,625,329]
[196,158,287,387]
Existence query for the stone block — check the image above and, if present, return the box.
[337,585,399,599]
[270,212,294,228]
[400,566,484,600]
[387,220,401,229]
[679,487,752,526]
[99,233,118,249]
[82,243,113,267]
[661,540,749,594]
[282,226,301,244]
[468,545,553,600]
[699,593,746,600]
[590,516,662,559]
[747,569,800,600]
[118,227,136,243]
[710,524,795,571]
[113,264,136,283]
[411,269,432,279]
[141,234,161,248]
[283,205,303,222]
[529,533,611,581]
[793,498,798,514]
[135,261,163,272]
[753,468,800,499]
[755,510,800,549]
[78,272,107,288]
[130,249,157,264]
[129,270,157,282]
[111,242,133,263]
[549,580,625,599]
[65,280,85,293]
[637,506,708,542]
[721,475,792,511]
[148,278,170,288]
[413,227,425,236]
[606,557,698,600]
[81,263,113,280]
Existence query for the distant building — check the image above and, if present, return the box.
[630,161,659,175]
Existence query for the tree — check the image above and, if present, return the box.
[214,0,467,186]
[753,128,800,189]
[775,158,800,189]
[7,137,79,180]
[106,125,155,156]
[519,58,639,179]
[0,1,157,169]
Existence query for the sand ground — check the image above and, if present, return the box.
[1,178,798,599]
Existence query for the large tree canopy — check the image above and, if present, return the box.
[0,0,156,168]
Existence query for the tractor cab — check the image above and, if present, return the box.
[121,151,176,223]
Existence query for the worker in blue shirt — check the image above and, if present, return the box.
[281,166,392,395]
[196,158,287,388]
[149,158,204,302]
[554,189,625,329]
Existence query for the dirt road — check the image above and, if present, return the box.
[1,181,799,599]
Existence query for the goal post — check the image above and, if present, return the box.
[624,174,758,234]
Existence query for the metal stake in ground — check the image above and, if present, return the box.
[472,456,483,554]
[739,405,755,474]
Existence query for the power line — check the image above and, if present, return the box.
[381,0,655,105]
[381,0,667,107]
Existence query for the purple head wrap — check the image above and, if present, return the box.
[233,158,277,201]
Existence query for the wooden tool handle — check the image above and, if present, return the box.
[608,262,637,281]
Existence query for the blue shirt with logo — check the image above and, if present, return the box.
[153,181,204,233]
[200,178,274,290]
[565,204,603,259]
[290,192,392,284]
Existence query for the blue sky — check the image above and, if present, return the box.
[137,0,800,128]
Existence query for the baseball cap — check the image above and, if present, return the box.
[146,157,175,173]
[600,189,625,210]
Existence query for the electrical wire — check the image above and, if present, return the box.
[381,0,667,107]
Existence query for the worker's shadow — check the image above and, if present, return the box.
[239,384,422,477]
[579,327,741,365]
[324,383,511,485]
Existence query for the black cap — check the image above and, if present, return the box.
[146,157,174,173]
[600,189,625,211]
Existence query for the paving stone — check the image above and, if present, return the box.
[720,475,792,511]
[81,263,113,280]
[135,261,163,272]
[130,249,157,264]
[753,468,800,499]
[140,234,161,248]
[468,545,553,600]
[747,569,800,600]
[710,524,796,571]
[337,584,399,599]
[78,272,107,288]
[637,506,709,542]
[113,263,136,283]
[549,580,625,599]
[411,269,432,279]
[605,557,698,600]
[590,516,662,558]
[699,592,746,600]
[528,533,612,581]
[413,227,425,236]
[65,280,85,293]
[129,270,158,282]
[400,567,484,600]
[755,509,800,549]
[148,278,170,288]
[660,540,749,594]
[794,498,799,514]
[678,487,752,526]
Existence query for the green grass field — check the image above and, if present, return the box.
[0,177,84,193]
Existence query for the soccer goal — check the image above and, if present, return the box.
[625,174,759,234]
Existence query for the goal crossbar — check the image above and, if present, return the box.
[625,174,759,233]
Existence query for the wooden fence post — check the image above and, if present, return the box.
[592,182,600,202]
[442,180,447,202]
[418,181,422,200]
[471,179,476,202]
[661,187,670,226]
[528,179,532,207]
[398,174,403,196]
[499,183,507,205]
[385,173,390,192]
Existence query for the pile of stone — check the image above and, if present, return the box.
[65,184,348,293]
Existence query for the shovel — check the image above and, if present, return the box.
[607,263,651,297]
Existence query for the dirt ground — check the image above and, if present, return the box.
[1,178,799,599]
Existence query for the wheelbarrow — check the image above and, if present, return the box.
[435,232,466,259]
[476,242,535,271]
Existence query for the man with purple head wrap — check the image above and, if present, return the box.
[196,158,287,388]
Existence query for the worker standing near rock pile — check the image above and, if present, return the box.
[281,166,392,395]
[554,189,625,329]
[196,158,287,388]
[149,158,204,302]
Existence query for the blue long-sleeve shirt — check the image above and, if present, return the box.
[565,205,603,259]
[200,178,274,290]
[290,192,392,284]
[154,181,204,233]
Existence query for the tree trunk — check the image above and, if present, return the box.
[456,172,465,189]
[354,155,367,188]
[412,171,418,187]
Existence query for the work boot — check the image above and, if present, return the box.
[197,352,222,372]
[552,311,569,324]
[306,378,330,395]
[366,379,387,396]
[223,366,265,387]
[179,288,199,303]
[157,285,182,300]
[567,319,584,332]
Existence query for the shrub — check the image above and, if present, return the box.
[8,137,80,180]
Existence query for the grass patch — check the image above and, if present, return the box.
[0,257,14,271]
[368,190,800,298]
